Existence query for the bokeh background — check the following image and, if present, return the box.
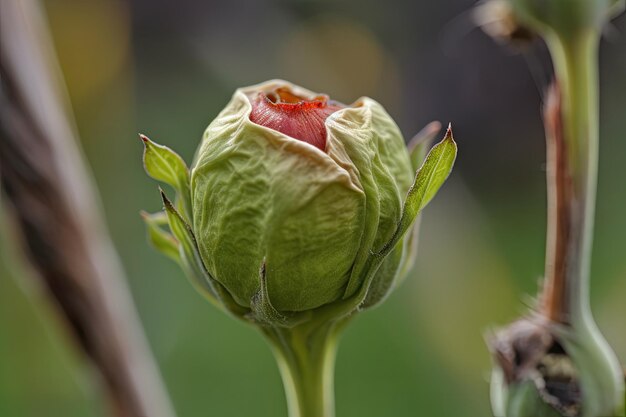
[1,0,625,416]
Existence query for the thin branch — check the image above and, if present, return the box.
[0,1,176,416]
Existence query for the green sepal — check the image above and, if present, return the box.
[160,189,247,316]
[554,324,625,417]
[396,120,442,283]
[407,121,441,171]
[140,210,179,262]
[374,125,457,258]
[318,126,457,318]
[141,134,192,221]
[349,122,447,310]
[497,378,562,417]
[301,249,397,324]
[248,260,311,328]
[360,241,405,310]
[327,264,384,319]
[335,100,411,300]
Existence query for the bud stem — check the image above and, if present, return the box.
[539,25,624,416]
[487,4,624,415]
[262,319,347,417]
[541,29,599,326]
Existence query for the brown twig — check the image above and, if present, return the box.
[0,1,176,416]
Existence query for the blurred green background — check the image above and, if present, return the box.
[1,0,625,416]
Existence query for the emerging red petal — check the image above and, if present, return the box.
[249,87,344,151]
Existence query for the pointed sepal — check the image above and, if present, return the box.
[160,189,217,299]
[140,210,180,262]
[159,189,248,316]
[407,121,441,171]
[313,126,457,319]
[141,134,188,188]
[248,260,310,328]
[374,125,457,258]
[397,120,444,282]
[141,134,192,220]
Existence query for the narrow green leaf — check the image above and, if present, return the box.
[160,189,217,300]
[394,121,442,283]
[141,134,193,220]
[141,134,189,187]
[141,210,179,262]
[374,125,457,258]
[160,189,247,316]
[407,120,441,171]
[304,126,457,321]
[141,209,169,226]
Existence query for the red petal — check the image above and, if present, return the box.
[249,87,343,151]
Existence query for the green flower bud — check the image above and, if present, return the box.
[192,80,415,312]
[140,80,456,417]
[140,79,456,326]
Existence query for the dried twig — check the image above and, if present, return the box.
[0,1,176,416]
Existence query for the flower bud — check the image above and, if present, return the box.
[140,80,456,326]
[473,0,536,46]
[488,0,624,39]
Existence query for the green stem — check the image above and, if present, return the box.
[544,27,624,416]
[544,29,599,325]
[263,320,344,417]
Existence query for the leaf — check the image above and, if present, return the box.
[141,134,192,220]
[394,121,443,284]
[160,189,219,303]
[160,189,247,316]
[141,134,189,188]
[407,120,441,171]
[141,210,179,262]
[374,124,457,258]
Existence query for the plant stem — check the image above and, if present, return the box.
[541,29,599,326]
[263,320,343,417]
[540,26,625,417]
